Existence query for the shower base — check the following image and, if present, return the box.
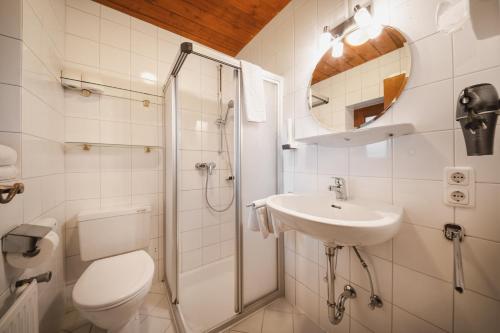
[178,256,235,332]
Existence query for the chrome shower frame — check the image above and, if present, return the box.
[162,42,285,333]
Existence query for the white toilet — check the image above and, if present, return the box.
[72,205,155,333]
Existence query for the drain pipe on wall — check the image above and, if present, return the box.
[324,246,356,325]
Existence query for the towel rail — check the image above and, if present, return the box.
[0,183,24,204]
[246,202,266,209]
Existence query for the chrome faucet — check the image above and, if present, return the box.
[329,177,347,200]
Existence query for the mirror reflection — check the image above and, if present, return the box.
[309,26,411,131]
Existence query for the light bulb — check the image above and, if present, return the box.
[345,29,369,46]
[353,6,372,28]
[319,26,332,49]
[367,23,383,39]
[331,38,344,58]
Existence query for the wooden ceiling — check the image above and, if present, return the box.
[312,28,406,85]
[92,0,291,56]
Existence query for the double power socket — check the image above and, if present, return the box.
[443,167,474,207]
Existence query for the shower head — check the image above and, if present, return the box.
[223,100,234,123]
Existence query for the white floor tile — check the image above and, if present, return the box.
[231,310,264,333]
[261,310,293,333]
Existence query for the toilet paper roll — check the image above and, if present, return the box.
[6,231,60,269]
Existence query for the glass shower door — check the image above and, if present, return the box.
[175,56,238,332]
[164,78,178,302]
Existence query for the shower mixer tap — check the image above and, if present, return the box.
[195,162,216,175]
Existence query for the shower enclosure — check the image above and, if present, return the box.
[163,43,284,333]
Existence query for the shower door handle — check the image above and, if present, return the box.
[444,224,464,293]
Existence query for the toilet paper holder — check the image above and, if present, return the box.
[2,224,52,257]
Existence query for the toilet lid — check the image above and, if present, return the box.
[73,250,154,310]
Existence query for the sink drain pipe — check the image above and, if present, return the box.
[325,246,356,325]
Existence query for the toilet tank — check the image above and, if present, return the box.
[78,205,151,261]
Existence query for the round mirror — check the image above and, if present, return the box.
[308,26,411,131]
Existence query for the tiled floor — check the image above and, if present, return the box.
[61,282,174,333]
[225,298,324,333]
[61,287,322,333]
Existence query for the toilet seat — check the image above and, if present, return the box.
[73,250,154,311]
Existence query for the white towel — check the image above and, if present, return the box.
[0,166,17,181]
[247,199,290,239]
[247,199,273,239]
[0,145,17,166]
[241,60,266,123]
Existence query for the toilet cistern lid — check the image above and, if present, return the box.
[72,250,154,310]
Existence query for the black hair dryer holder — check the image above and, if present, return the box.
[456,83,499,156]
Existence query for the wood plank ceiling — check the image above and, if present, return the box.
[92,0,291,56]
[312,28,406,85]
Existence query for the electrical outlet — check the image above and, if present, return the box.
[443,167,475,207]
[447,188,469,205]
[445,167,472,185]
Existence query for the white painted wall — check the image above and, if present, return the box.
[0,0,66,332]
[238,0,500,332]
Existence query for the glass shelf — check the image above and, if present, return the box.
[61,75,163,103]
[65,142,162,153]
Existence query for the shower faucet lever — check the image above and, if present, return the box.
[444,223,465,293]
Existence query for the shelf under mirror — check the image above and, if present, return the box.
[295,123,414,148]
[65,142,162,153]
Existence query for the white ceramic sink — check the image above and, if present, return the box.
[266,193,403,246]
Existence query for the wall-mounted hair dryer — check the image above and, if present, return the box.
[456,83,499,156]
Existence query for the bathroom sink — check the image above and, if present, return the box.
[266,193,403,246]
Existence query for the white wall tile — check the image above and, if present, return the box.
[348,176,392,203]
[394,179,453,229]
[296,281,319,324]
[0,0,21,38]
[452,20,500,76]
[66,0,100,16]
[393,265,453,331]
[100,121,131,145]
[66,7,99,41]
[394,223,452,281]
[100,19,130,50]
[100,44,131,75]
[65,172,100,200]
[389,0,441,42]
[350,249,393,301]
[101,6,130,27]
[101,171,131,197]
[394,131,453,180]
[462,236,500,300]
[454,290,500,333]
[0,83,21,132]
[132,30,157,59]
[65,90,100,119]
[296,255,319,293]
[349,140,392,178]
[455,183,500,242]
[406,33,452,89]
[393,306,446,333]
[350,285,392,333]
[0,35,21,85]
[65,34,99,67]
[394,80,454,132]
